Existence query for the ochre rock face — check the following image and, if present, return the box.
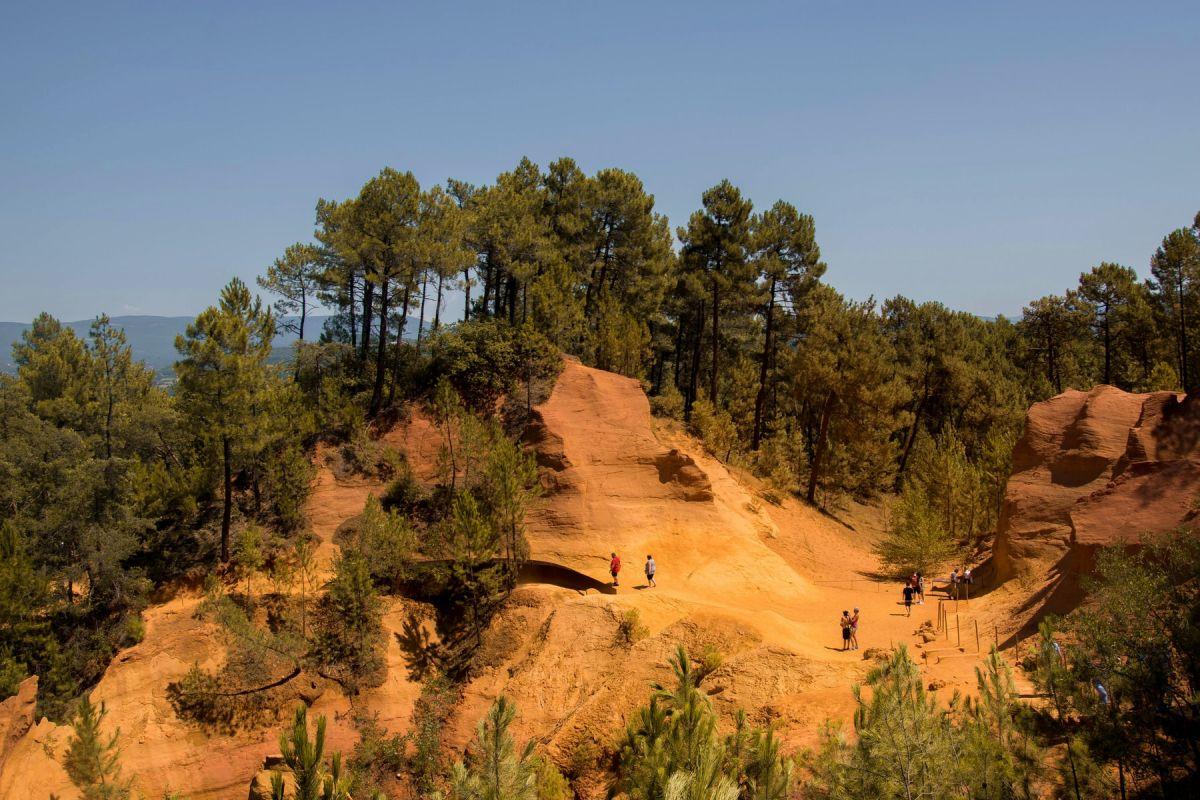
[993,385,1200,585]
[0,676,37,775]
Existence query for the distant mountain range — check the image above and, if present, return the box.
[0,315,333,379]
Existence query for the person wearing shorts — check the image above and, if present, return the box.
[840,611,852,651]
[903,584,914,616]
[610,552,621,587]
[850,607,860,650]
[644,554,656,588]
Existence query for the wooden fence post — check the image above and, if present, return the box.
[956,614,961,649]
[974,619,980,653]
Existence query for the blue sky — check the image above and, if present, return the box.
[2,1,1197,322]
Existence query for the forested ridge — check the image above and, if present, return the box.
[2,157,1199,799]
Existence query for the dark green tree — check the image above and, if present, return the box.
[174,277,276,562]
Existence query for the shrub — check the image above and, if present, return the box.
[649,382,685,420]
[263,444,316,532]
[380,466,423,513]
[689,399,738,462]
[616,609,649,647]
[121,614,145,647]
[356,495,417,590]
[696,644,724,680]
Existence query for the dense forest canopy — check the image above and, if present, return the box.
[2,157,1198,798]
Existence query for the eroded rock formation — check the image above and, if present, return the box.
[993,385,1200,587]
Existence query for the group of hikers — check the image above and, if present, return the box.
[838,565,980,650]
[603,551,982,654]
[609,552,655,588]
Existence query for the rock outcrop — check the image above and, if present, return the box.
[993,385,1200,588]
[0,676,37,775]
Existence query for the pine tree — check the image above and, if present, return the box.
[174,277,276,563]
[1076,262,1141,388]
[449,696,539,800]
[312,549,384,691]
[259,243,324,339]
[749,201,825,450]
[1149,225,1200,392]
[788,287,908,506]
[272,706,352,800]
[677,181,754,408]
[62,697,132,800]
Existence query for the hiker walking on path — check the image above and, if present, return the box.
[610,552,622,587]
[644,554,656,587]
[849,607,860,650]
[840,611,852,651]
[903,583,914,616]
[916,572,925,604]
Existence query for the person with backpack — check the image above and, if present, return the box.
[610,552,622,587]
[644,554,656,588]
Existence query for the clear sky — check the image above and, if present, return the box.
[2,1,1197,322]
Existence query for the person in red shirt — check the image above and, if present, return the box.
[610,552,621,587]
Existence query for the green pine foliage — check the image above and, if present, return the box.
[448,696,539,800]
[614,646,794,800]
[62,697,133,800]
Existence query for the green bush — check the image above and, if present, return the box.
[428,320,561,414]
[649,382,685,420]
[380,466,424,513]
[616,609,648,647]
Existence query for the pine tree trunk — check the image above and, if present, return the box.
[370,278,389,415]
[389,282,413,405]
[221,435,233,563]
[348,273,357,350]
[434,273,444,331]
[360,279,375,360]
[710,279,720,405]
[896,387,928,489]
[299,293,306,341]
[507,275,517,324]
[807,391,835,505]
[686,305,706,419]
[416,271,429,348]
[1102,310,1111,385]
[462,267,471,322]
[751,279,776,450]
[673,317,685,391]
[1178,274,1190,391]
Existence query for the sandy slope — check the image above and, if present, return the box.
[0,358,1006,798]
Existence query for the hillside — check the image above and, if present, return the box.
[0,357,1013,799]
[0,315,332,378]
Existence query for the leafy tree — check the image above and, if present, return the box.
[259,242,324,339]
[174,278,276,562]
